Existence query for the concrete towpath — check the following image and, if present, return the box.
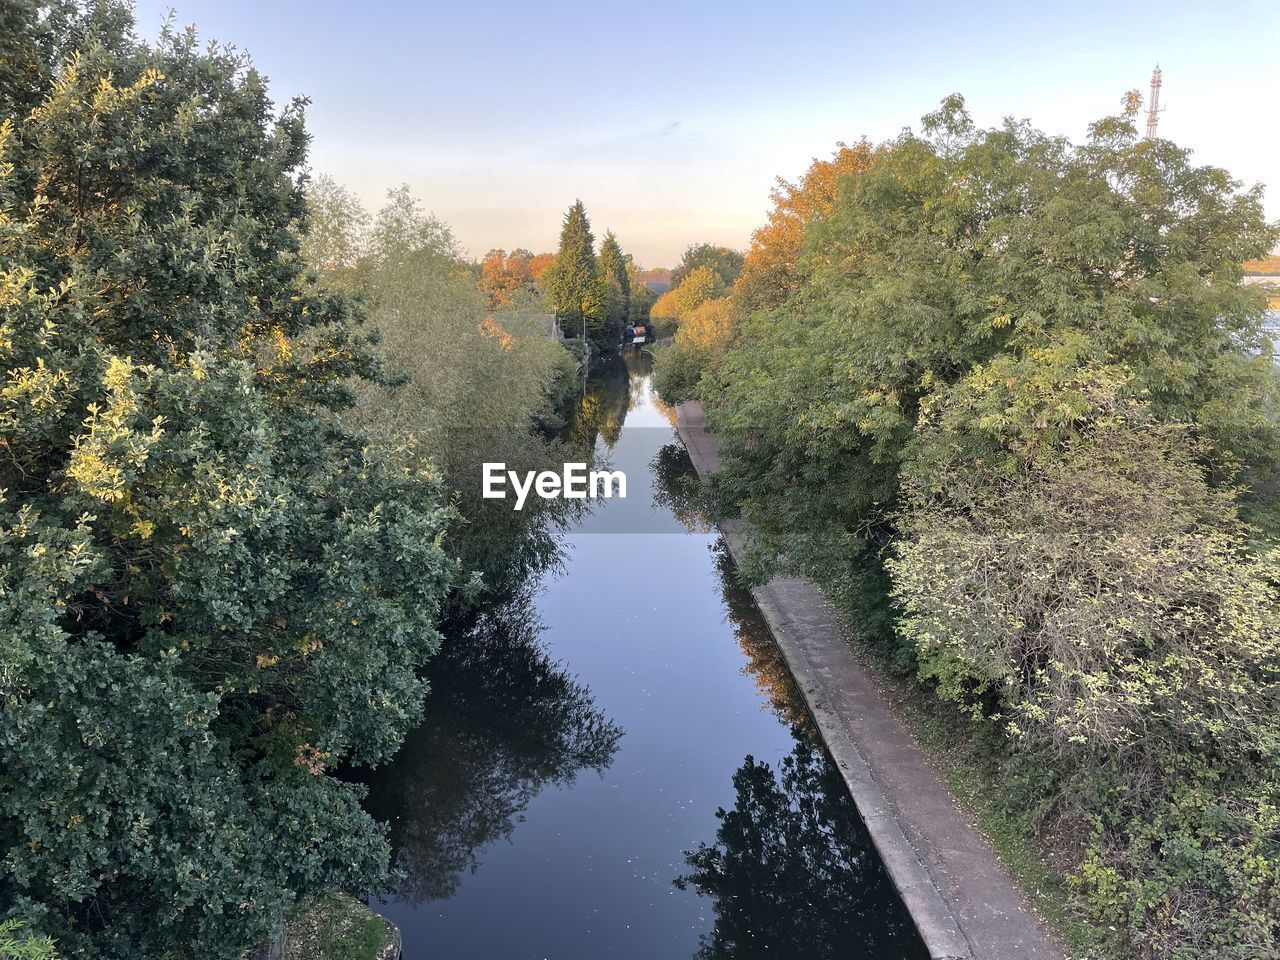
[676,400,1066,960]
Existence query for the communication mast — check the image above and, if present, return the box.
[1145,65,1163,139]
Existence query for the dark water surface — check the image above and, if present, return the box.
[362,352,926,959]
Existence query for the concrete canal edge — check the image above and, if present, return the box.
[676,401,1066,960]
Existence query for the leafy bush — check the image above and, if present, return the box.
[894,410,1280,754]
[891,394,1280,955]
[0,920,58,960]
[652,298,734,403]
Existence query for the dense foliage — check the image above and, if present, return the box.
[732,140,877,313]
[891,388,1280,957]
[651,252,738,401]
[653,144,878,404]
[302,181,578,595]
[0,4,458,957]
[476,247,544,308]
[0,921,57,960]
[670,242,744,290]
[669,94,1280,956]
[598,230,631,335]
[651,297,732,403]
[651,265,725,326]
[543,200,610,347]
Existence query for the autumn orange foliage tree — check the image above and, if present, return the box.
[651,289,735,402]
[654,141,881,403]
[650,265,726,326]
[478,247,546,306]
[734,139,879,312]
[529,251,555,281]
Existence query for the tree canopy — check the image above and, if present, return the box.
[543,200,609,345]
[671,243,744,289]
[0,5,457,956]
[678,93,1280,955]
[651,265,727,325]
[707,95,1279,579]
[477,247,542,308]
[733,139,878,313]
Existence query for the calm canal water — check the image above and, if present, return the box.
[362,351,926,959]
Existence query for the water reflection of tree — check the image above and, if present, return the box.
[647,378,679,428]
[622,348,656,411]
[562,353,631,450]
[361,596,622,904]
[675,545,928,959]
[650,442,715,534]
[676,733,927,960]
[711,543,811,730]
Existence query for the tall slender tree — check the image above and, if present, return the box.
[544,200,608,345]
[599,230,631,341]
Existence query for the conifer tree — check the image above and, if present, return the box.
[599,230,631,341]
[544,200,609,346]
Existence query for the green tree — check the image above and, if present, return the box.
[0,920,58,960]
[0,6,456,957]
[703,94,1280,955]
[652,298,734,403]
[300,174,369,284]
[543,200,609,346]
[302,183,579,597]
[671,242,744,288]
[625,260,656,327]
[598,230,631,341]
[707,94,1279,585]
[650,266,726,324]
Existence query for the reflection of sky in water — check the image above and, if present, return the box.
[573,424,690,534]
[364,353,924,960]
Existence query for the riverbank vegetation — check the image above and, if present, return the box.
[649,244,743,398]
[0,3,591,958]
[302,178,580,595]
[656,96,1280,957]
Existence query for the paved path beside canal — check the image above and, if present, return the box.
[676,401,1066,960]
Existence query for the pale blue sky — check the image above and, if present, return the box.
[132,0,1278,267]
